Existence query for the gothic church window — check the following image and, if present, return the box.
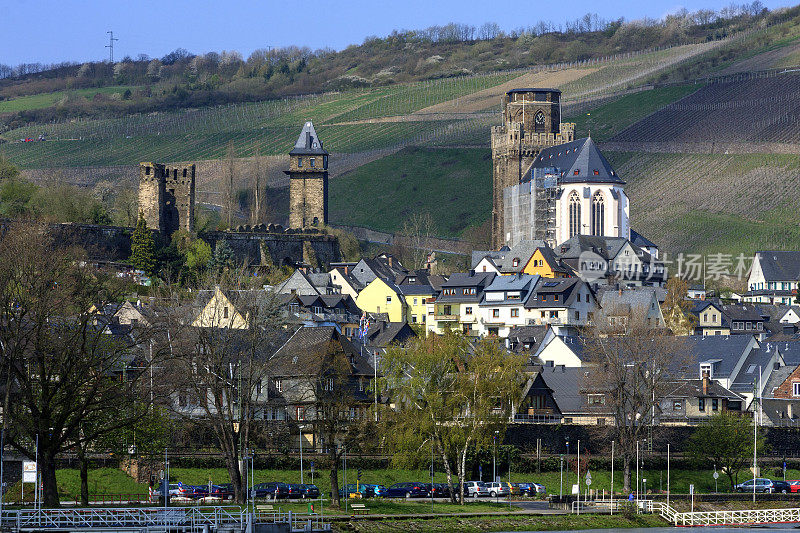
[591,192,605,236]
[569,192,581,238]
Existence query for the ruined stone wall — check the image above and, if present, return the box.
[204,230,340,268]
[138,162,195,235]
[138,162,165,232]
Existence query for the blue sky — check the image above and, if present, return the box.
[1,0,795,65]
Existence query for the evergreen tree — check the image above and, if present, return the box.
[211,240,235,272]
[131,212,156,276]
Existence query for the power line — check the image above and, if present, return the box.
[106,31,119,63]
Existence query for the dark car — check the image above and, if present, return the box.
[287,484,303,499]
[210,483,235,500]
[383,482,429,498]
[298,484,320,499]
[188,485,209,499]
[252,482,290,500]
[432,483,452,498]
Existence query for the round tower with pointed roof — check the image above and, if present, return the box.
[286,121,329,229]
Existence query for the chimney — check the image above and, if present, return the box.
[702,374,710,395]
[388,256,393,268]
[789,403,794,419]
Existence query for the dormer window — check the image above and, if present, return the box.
[513,258,520,267]
[574,170,580,175]
[593,170,599,175]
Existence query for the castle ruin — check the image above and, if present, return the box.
[138,162,195,236]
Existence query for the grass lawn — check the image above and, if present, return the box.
[0,86,141,113]
[329,146,491,238]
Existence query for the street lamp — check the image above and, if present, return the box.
[565,438,570,497]
[493,431,499,483]
[299,427,304,486]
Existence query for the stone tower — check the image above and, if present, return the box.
[286,121,329,229]
[138,162,195,236]
[490,88,574,249]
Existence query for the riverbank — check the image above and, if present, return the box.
[332,513,666,532]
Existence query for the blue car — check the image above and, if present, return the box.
[363,484,388,497]
[383,482,429,498]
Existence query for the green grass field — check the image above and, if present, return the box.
[0,86,142,113]
[329,146,492,238]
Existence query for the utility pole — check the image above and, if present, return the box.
[106,31,118,63]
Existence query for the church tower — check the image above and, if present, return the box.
[490,89,574,249]
[286,121,328,229]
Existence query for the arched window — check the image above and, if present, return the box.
[568,192,581,238]
[591,191,605,236]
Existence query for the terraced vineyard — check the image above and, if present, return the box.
[611,72,800,145]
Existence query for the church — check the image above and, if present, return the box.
[491,88,631,249]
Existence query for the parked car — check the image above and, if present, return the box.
[363,484,387,497]
[383,482,429,498]
[251,482,290,500]
[151,482,181,502]
[735,478,790,493]
[298,484,321,499]
[210,483,235,500]
[339,483,375,498]
[287,484,304,499]
[789,480,800,493]
[486,482,510,497]
[187,485,209,499]
[432,483,452,498]
[464,481,490,498]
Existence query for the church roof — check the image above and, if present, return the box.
[289,121,328,156]
[531,137,624,185]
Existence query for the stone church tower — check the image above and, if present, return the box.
[138,162,195,236]
[286,121,328,229]
[490,89,574,249]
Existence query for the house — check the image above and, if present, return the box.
[265,326,375,448]
[362,321,417,350]
[691,300,729,336]
[477,274,539,337]
[192,287,250,329]
[282,293,362,334]
[516,370,562,423]
[630,229,660,260]
[472,240,544,275]
[397,284,437,326]
[744,251,800,305]
[533,334,588,368]
[659,377,744,425]
[556,235,666,288]
[355,277,406,322]
[597,287,665,328]
[328,267,364,299]
[428,271,496,336]
[687,285,707,300]
[275,269,340,296]
[524,277,596,329]
[506,325,550,353]
[722,304,768,337]
[537,365,613,425]
[522,246,573,278]
[350,254,408,287]
[683,335,760,390]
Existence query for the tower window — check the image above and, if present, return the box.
[298,158,303,168]
[591,191,605,236]
[145,167,151,176]
[310,158,315,168]
[569,191,581,238]
[183,168,187,177]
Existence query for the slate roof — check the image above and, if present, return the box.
[524,277,585,308]
[437,272,496,303]
[629,229,658,250]
[271,326,373,377]
[471,240,546,273]
[682,335,756,379]
[289,121,328,156]
[365,321,417,348]
[531,137,624,185]
[538,365,609,415]
[506,325,550,353]
[598,287,659,315]
[483,274,538,304]
[764,364,797,398]
[730,348,774,392]
[557,235,630,261]
[664,379,743,401]
[397,284,435,296]
[755,251,800,282]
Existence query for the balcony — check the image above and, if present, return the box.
[435,314,458,321]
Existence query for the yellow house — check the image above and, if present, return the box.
[355,278,406,322]
[397,285,436,326]
[192,287,249,329]
[523,247,572,279]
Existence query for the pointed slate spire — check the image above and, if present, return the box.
[289,121,328,156]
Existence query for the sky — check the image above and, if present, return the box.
[1,0,796,66]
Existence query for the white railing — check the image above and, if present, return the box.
[643,500,800,527]
[0,506,330,532]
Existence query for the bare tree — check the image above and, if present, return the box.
[0,224,155,507]
[397,212,435,270]
[224,142,237,229]
[582,306,688,492]
[156,269,286,504]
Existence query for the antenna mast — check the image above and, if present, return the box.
[106,31,119,62]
